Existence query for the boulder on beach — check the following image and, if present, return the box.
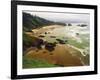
[56,39,65,44]
[50,36,56,38]
[45,42,56,52]
[38,35,45,37]
[32,38,44,49]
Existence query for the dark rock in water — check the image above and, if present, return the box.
[56,39,62,42]
[45,43,56,52]
[80,24,87,27]
[53,42,57,45]
[38,35,45,37]
[76,33,79,36]
[60,42,65,44]
[45,32,47,34]
[65,40,67,42]
[56,39,65,44]
[50,36,56,38]
[77,24,87,27]
[68,23,72,26]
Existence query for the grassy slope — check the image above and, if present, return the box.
[23,56,57,68]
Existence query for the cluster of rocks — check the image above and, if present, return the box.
[45,42,56,52]
[32,38,56,52]
[32,35,67,52]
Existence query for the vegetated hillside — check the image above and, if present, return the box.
[23,12,66,31]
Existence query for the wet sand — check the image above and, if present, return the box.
[24,44,83,67]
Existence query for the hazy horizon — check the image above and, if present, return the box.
[23,11,90,24]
